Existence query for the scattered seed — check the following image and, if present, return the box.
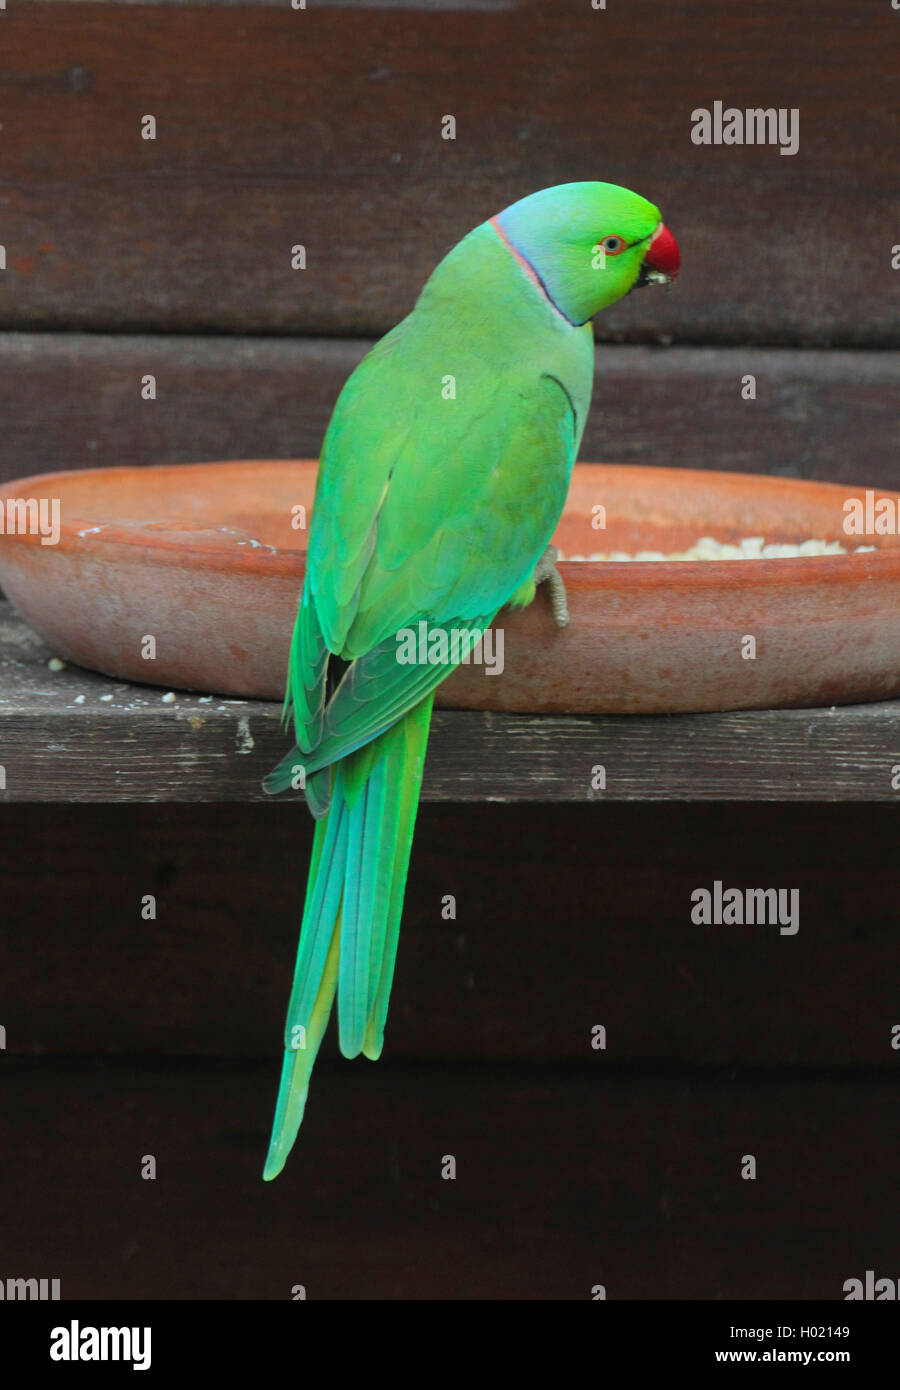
[559,537,880,562]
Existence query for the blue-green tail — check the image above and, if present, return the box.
[262,694,434,1180]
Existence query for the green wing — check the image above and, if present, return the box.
[271,326,578,793]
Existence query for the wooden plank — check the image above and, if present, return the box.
[2,602,899,801]
[0,1,896,343]
[0,801,897,1064]
[0,1058,897,1298]
[0,336,898,488]
[33,1,521,7]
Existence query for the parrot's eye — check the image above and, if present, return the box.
[600,235,626,255]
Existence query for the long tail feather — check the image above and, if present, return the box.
[361,707,431,1061]
[263,692,434,1179]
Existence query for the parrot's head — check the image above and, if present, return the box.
[493,181,679,326]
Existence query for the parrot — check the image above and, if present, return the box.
[261,181,680,1179]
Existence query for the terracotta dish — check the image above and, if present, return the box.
[1,460,898,713]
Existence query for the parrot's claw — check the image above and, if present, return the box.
[533,544,569,628]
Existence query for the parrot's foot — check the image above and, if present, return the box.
[533,544,569,628]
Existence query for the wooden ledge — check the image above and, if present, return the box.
[0,602,897,802]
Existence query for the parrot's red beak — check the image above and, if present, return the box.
[641,222,680,283]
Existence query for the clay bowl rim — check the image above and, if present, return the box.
[1,459,897,596]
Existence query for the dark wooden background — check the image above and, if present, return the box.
[0,0,897,489]
[0,0,898,1300]
[2,801,899,1300]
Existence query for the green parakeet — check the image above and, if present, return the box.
[262,181,680,1179]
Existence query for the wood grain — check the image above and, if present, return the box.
[0,1,896,342]
[0,1058,897,1298]
[0,800,896,1063]
[2,602,899,801]
[0,336,897,489]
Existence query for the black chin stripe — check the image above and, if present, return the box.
[490,217,578,326]
[527,261,577,326]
